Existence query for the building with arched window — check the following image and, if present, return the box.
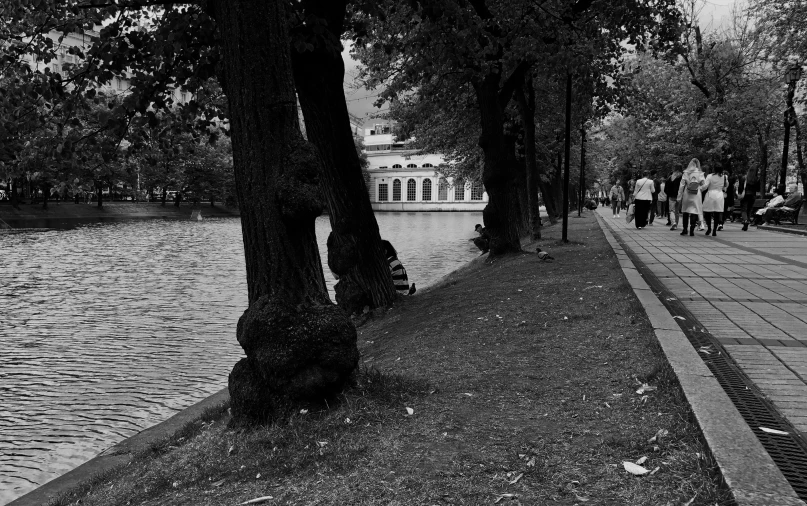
[364,125,487,211]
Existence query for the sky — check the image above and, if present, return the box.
[342,0,739,128]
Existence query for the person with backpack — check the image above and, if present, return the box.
[633,169,655,229]
[677,158,707,236]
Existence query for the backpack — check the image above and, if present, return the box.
[686,174,700,194]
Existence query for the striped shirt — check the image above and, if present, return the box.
[388,256,410,294]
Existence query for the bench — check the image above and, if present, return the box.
[771,196,804,225]
[733,198,768,221]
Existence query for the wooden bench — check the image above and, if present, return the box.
[772,196,804,225]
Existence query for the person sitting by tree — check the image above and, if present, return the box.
[470,223,490,255]
[381,240,415,295]
[753,186,786,225]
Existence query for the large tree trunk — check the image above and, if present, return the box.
[514,79,542,238]
[552,151,564,217]
[210,0,358,422]
[291,0,397,314]
[474,73,521,255]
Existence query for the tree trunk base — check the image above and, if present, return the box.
[229,296,359,422]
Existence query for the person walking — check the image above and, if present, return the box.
[666,169,682,230]
[610,180,624,218]
[633,170,655,229]
[677,158,706,236]
[702,165,727,236]
[627,175,637,208]
[657,176,668,224]
[739,170,760,231]
[648,169,660,225]
[720,174,737,229]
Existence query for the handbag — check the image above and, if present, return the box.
[626,203,635,223]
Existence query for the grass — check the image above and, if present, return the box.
[51,211,733,506]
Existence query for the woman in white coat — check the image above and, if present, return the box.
[677,158,707,236]
[702,166,727,236]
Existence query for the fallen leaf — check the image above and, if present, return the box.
[228,445,235,456]
[759,427,789,435]
[299,409,308,414]
[682,495,696,506]
[405,407,414,415]
[636,384,657,395]
[241,497,274,505]
[211,479,225,487]
[172,481,179,488]
[526,457,536,467]
[574,493,590,502]
[256,473,261,478]
[673,316,686,320]
[462,393,473,397]
[494,493,516,504]
[316,441,328,448]
[604,402,611,408]
[649,466,660,475]
[623,461,650,475]
[583,285,603,290]
[509,473,524,485]
[635,456,647,465]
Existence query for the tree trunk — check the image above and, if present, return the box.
[161,187,167,207]
[473,73,521,255]
[514,79,541,239]
[10,178,19,210]
[552,151,563,218]
[291,0,397,314]
[96,184,103,209]
[41,184,49,210]
[210,0,358,422]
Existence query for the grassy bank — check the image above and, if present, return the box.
[0,201,239,226]
[51,212,732,506]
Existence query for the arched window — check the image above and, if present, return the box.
[454,181,465,201]
[422,178,432,201]
[378,183,389,202]
[423,163,434,168]
[407,179,417,201]
[438,178,449,201]
[471,181,485,201]
[392,164,403,169]
[406,163,417,168]
[392,179,402,201]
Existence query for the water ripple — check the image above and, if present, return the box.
[0,212,480,504]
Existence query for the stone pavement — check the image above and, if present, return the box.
[595,206,807,436]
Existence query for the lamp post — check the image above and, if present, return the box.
[779,65,803,192]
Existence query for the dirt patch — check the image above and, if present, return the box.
[51,211,732,506]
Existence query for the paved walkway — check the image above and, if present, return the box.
[596,206,807,436]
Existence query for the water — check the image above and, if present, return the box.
[0,212,481,504]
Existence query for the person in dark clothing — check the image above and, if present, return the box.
[381,240,415,295]
[665,169,682,230]
[721,175,737,228]
[649,170,660,225]
[471,224,490,255]
[739,172,760,231]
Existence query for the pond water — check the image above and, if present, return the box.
[0,212,481,505]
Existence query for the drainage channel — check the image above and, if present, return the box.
[609,228,807,501]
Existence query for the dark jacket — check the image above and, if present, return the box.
[666,175,682,200]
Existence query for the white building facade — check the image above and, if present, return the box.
[364,127,487,212]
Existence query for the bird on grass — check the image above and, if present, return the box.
[408,283,417,295]
[536,247,554,261]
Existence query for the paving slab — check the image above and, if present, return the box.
[595,208,807,505]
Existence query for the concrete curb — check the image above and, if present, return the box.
[757,224,807,237]
[8,388,229,506]
[594,213,806,506]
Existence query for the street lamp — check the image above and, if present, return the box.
[779,64,803,193]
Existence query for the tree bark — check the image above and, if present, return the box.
[10,178,19,210]
[290,0,397,314]
[514,79,541,239]
[473,73,521,255]
[96,183,103,209]
[210,0,358,423]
